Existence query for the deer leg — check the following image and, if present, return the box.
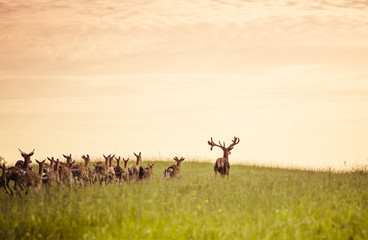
[6,179,13,197]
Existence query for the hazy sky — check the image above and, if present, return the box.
[0,0,367,169]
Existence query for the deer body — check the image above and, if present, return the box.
[208,137,240,177]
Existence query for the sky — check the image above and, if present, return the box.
[0,0,368,169]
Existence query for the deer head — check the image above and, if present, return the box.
[18,148,35,167]
[173,157,185,168]
[81,154,90,166]
[208,137,240,159]
[62,154,73,163]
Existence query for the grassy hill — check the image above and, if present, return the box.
[0,160,367,239]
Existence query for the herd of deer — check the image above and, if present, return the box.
[0,137,239,198]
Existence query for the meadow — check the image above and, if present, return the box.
[0,159,367,240]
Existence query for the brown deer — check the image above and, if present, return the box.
[42,158,62,189]
[60,154,75,186]
[138,163,154,180]
[208,137,240,177]
[128,152,142,181]
[121,158,129,182]
[5,148,35,197]
[162,157,185,179]
[16,148,35,169]
[70,155,91,187]
[0,164,10,196]
[107,155,116,184]
[114,156,123,183]
[19,159,45,195]
[92,154,111,185]
[43,157,55,173]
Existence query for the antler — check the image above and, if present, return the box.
[208,137,226,151]
[227,137,240,150]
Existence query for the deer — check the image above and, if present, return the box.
[15,148,34,169]
[70,155,91,187]
[0,164,10,196]
[208,137,240,177]
[42,158,62,189]
[121,158,129,182]
[138,163,154,180]
[128,152,142,181]
[162,157,185,179]
[107,155,116,184]
[93,154,111,185]
[43,157,55,173]
[19,159,45,195]
[5,148,35,197]
[114,156,123,183]
[59,154,75,186]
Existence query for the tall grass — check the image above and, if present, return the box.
[0,160,367,239]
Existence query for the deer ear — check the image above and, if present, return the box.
[139,152,141,156]
[87,154,89,158]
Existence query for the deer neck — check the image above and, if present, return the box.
[176,162,181,168]
[135,158,140,166]
[222,151,230,160]
[23,157,31,169]
[124,161,128,169]
[38,165,43,176]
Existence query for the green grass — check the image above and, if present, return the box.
[1,160,368,239]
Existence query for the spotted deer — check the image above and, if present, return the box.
[128,152,142,181]
[71,155,91,187]
[42,158,62,189]
[20,159,45,195]
[208,137,240,177]
[60,154,75,186]
[162,157,185,179]
[5,148,35,197]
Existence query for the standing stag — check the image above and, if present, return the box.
[208,137,240,177]
[162,157,185,179]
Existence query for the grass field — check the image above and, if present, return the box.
[0,160,367,239]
